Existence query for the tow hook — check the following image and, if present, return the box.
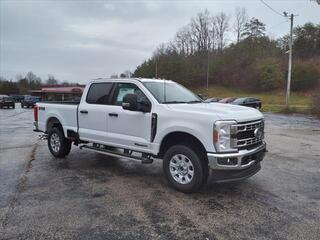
[38,134,48,141]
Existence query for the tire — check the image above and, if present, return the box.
[48,127,72,158]
[21,103,24,108]
[163,145,208,193]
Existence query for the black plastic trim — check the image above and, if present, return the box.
[151,113,157,142]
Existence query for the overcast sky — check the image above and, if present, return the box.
[0,0,319,84]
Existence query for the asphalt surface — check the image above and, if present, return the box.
[0,104,320,240]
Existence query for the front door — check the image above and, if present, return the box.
[107,82,152,152]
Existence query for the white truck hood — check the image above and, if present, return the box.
[166,103,263,122]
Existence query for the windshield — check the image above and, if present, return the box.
[142,81,201,104]
[233,98,245,103]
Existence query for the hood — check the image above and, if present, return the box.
[166,102,263,122]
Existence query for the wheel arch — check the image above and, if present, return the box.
[158,131,207,162]
[46,116,63,134]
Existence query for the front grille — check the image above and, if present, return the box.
[232,119,264,150]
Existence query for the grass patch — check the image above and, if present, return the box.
[193,85,313,113]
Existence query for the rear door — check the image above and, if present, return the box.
[106,82,153,152]
[78,82,114,143]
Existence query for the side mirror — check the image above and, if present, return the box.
[122,93,138,111]
[122,93,151,112]
[139,99,151,112]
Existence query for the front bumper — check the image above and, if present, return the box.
[207,142,266,170]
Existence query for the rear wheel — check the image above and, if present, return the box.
[48,127,72,158]
[163,145,208,193]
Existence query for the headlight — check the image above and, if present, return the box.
[213,120,237,152]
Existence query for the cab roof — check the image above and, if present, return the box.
[91,77,173,83]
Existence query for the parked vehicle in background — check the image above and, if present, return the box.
[33,78,266,193]
[21,95,41,108]
[0,95,15,109]
[204,97,222,103]
[232,97,262,110]
[10,95,24,102]
[219,97,237,103]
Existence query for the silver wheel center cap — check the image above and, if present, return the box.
[169,154,194,184]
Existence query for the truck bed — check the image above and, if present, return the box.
[37,102,79,135]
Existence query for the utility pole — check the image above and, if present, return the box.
[206,50,210,90]
[155,60,158,78]
[285,13,294,107]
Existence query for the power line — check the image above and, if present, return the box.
[260,0,286,18]
[268,20,289,30]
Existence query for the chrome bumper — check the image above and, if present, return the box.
[207,142,266,170]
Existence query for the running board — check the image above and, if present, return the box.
[79,145,153,164]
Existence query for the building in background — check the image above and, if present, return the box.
[29,85,85,101]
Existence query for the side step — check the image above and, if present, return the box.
[79,145,153,164]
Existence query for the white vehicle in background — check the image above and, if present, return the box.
[33,78,266,192]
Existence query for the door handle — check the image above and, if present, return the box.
[108,112,118,117]
[80,110,88,114]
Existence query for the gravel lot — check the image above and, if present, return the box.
[1,104,320,240]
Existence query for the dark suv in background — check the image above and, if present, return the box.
[0,95,15,109]
[21,95,41,108]
[232,97,262,109]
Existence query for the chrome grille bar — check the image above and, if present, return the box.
[231,119,264,149]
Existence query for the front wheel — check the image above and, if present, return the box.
[163,145,208,193]
[48,127,72,158]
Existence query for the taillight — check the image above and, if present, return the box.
[34,105,38,122]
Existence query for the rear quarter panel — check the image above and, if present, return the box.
[37,103,78,136]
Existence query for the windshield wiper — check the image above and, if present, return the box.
[162,101,187,104]
[186,100,202,104]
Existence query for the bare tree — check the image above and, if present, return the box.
[190,10,211,52]
[175,26,190,55]
[121,70,132,78]
[110,74,118,78]
[234,7,248,43]
[214,12,230,52]
[46,74,58,85]
[209,16,217,51]
[310,0,320,4]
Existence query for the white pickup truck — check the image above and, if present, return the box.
[34,78,266,192]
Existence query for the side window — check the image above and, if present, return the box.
[113,83,149,106]
[86,83,113,104]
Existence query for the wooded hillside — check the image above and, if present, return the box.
[133,9,320,92]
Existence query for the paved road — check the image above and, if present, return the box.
[0,105,320,240]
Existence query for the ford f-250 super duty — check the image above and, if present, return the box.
[33,78,266,192]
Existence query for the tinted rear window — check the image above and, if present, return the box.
[86,83,113,104]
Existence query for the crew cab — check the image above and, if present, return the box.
[33,78,266,192]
